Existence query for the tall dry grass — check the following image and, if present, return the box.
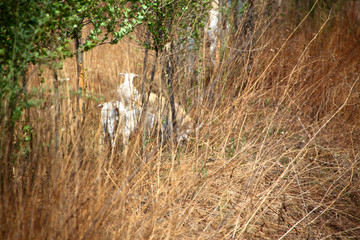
[1,1,360,239]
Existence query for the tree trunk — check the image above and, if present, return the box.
[75,34,85,162]
[75,35,85,116]
[141,31,150,106]
[141,50,158,116]
[165,43,177,133]
[52,70,60,183]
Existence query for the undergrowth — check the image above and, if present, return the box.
[1,1,360,239]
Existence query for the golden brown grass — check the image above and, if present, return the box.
[2,1,360,239]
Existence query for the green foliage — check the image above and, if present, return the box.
[0,0,145,127]
[0,0,72,128]
[59,0,149,51]
[128,0,211,51]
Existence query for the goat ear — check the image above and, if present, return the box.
[97,104,103,108]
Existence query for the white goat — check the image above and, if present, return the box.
[98,101,126,148]
[117,73,140,107]
[98,73,155,152]
[144,92,195,144]
[98,102,157,151]
[122,109,157,144]
[121,108,140,146]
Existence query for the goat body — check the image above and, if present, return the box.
[98,100,158,149]
[144,92,194,143]
[98,101,126,147]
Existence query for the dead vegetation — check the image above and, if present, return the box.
[1,1,360,239]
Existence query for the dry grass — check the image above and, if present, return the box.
[2,1,360,239]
